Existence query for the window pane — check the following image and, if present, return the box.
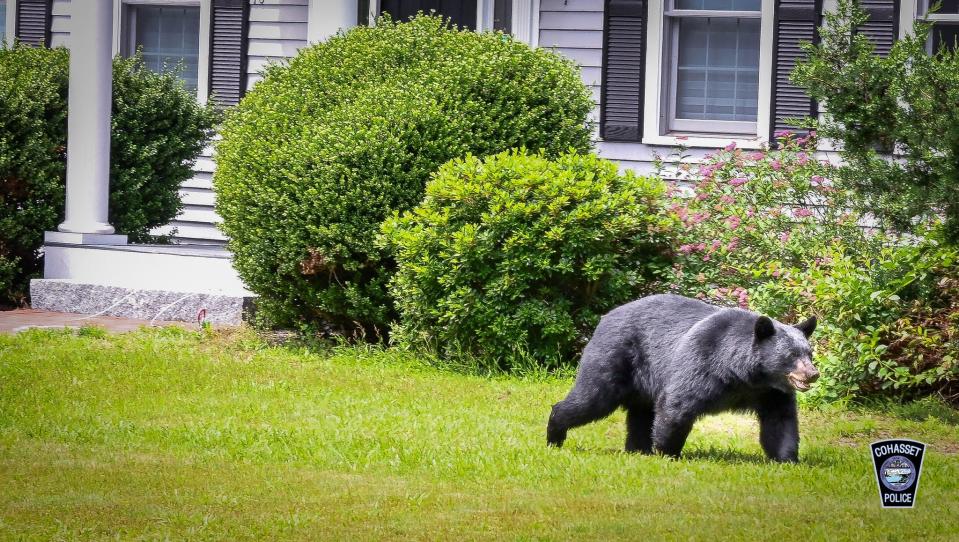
[932,23,959,52]
[931,0,959,14]
[134,6,201,92]
[0,1,6,45]
[675,17,760,122]
[675,0,761,11]
[493,0,512,31]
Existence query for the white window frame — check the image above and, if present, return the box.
[112,0,211,104]
[2,0,16,47]
[642,0,774,148]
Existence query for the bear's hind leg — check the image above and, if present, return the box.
[625,404,655,453]
[757,390,799,463]
[547,386,623,448]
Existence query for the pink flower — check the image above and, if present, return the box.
[749,151,765,161]
[720,195,735,205]
[811,175,825,185]
[774,130,792,139]
[710,239,722,252]
[727,237,739,251]
[772,268,782,278]
[746,208,755,218]
[779,231,790,243]
[797,152,809,165]
[724,142,737,151]
[679,244,697,254]
[729,177,748,187]
[726,215,741,230]
[771,160,782,171]
[696,192,708,201]
[794,208,813,218]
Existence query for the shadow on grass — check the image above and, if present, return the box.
[566,444,838,467]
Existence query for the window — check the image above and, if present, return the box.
[921,0,959,52]
[124,4,201,92]
[0,0,7,45]
[493,0,512,32]
[379,0,479,28]
[368,1,538,44]
[664,0,762,134]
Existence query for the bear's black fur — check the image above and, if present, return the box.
[547,294,819,462]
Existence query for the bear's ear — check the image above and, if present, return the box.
[795,315,817,338]
[754,316,776,342]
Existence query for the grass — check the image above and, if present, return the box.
[1,327,957,540]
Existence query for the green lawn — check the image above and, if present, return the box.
[1,327,957,540]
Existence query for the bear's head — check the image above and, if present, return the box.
[754,315,819,393]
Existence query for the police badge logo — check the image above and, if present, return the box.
[870,439,926,508]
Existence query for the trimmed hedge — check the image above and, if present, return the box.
[382,151,675,371]
[214,15,594,335]
[0,45,217,305]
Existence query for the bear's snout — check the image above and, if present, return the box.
[787,358,819,391]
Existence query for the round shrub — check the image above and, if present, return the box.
[381,150,675,371]
[0,45,217,305]
[214,15,594,335]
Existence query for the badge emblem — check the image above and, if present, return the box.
[870,439,926,508]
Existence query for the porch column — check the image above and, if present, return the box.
[57,0,118,236]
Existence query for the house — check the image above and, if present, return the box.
[7,0,953,323]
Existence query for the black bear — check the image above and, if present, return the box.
[546,294,819,462]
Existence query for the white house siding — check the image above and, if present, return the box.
[165,0,310,244]
[246,0,309,89]
[46,0,310,244]
[50,0,71,47]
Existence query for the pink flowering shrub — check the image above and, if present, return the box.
[663,133,874,309]
[663,134,959,405]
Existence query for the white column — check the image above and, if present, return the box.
[58,0,116,236]
[307,0,359,44]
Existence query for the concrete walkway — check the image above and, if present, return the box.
[0,309,188,334]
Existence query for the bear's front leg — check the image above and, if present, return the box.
[757,390,800,463]
[652,413,695,458]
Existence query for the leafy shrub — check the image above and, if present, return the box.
[214,15,594,336]
[382,151,674,371]
[664,134,875,309]
[0,45,216,305]
[792,0,959,242]
[751,228,959,404]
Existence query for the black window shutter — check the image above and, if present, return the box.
[769,0,821,141]
[600,0,647,142]
[858,0,898,56]
[15,0,51,47]
[209,0,250,108]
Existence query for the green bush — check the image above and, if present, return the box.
[381,151,674,371]
[751,228,959,404]
[0,45,217,305]
[792,0,959,242]
[663,135,959,404]
[214,15,594,336]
